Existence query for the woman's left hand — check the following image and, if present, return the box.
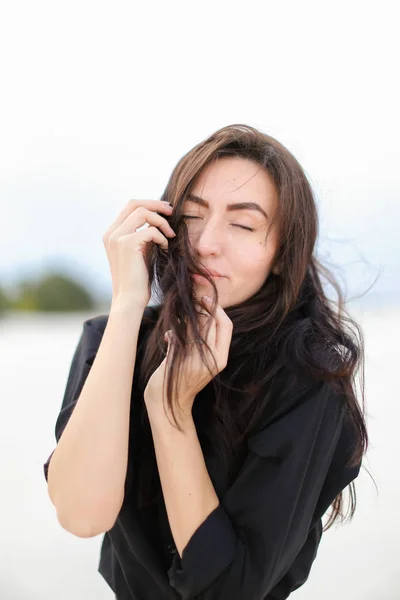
[144,295,233,421]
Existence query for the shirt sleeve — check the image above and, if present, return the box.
[167,380,361,600]
[42,315,107,482]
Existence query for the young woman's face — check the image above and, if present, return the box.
[184,156,280,309]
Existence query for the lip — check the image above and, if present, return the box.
[192,273,221,281]
[196,268,224,277]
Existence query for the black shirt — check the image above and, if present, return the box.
[43,306,361,600]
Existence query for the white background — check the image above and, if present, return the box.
[0,1,398,598]
[0,0,398,305]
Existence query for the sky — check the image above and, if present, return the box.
[1,0,398,307]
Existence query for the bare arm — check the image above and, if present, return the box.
[147,402,220,558]
[47,299,145,538]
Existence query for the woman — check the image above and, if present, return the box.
[43,124,369,600]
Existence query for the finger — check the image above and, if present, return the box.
[164,330,176,366]
[197,304,218,345]
[114,206,175,240]
[201,297,232,357]
[182,311,213,352]
[105,200,173,239]
[187,303,216,360]
[199,308,217,349]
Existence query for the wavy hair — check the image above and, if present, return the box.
[136,124,371,532]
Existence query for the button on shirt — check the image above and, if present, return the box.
[43,307,361,600]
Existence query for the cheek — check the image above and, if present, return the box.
[238,243,276,276]
[237,248,267,274]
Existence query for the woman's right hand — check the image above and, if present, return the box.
[103,199,176,310]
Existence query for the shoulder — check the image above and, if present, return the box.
[246,368,349,467]
[82,314,108,335]
[248,368,362,487]
[83,304,160,337]
[74,306,159,366]
[256,365,344,430]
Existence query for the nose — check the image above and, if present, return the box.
[191,219,222,256]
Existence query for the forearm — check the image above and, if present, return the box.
[48,299,144,537]
[147,402,220,557]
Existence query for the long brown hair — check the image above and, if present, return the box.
[136,124,371,532]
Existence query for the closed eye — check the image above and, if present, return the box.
[182,215,254,232]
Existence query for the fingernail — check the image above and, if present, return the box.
[202,295,212,302]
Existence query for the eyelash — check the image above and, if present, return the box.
[182,216,254,232]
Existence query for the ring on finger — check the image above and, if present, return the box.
[136,222,150,232]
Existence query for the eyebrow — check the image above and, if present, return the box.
[186,193,269,221]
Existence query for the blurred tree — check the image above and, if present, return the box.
[0,284,13,314]
[13,272,96,312]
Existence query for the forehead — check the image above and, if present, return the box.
[191,156,277,210]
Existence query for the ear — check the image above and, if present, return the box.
[271,254,281,275]
[272,264,280,275]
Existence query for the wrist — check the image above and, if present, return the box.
[145,396,195,431]
[111,295,147,315]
